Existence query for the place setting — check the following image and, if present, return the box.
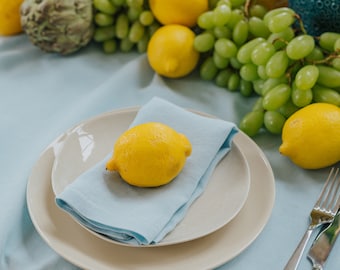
[26,97,275,269]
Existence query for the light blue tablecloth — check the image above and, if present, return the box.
[0,34,339,270]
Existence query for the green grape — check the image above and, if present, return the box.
[237,37,265,64]
[95,13,114,26]
[267,27,294,50]
[240,79,253,97]
[215,69,233,87]
[139,11,154,26]
[216,0,232,7]
[249,4,268,18]
[198,11,215,29]
[230,57,242,69]
[239,111,264,137]
[213,4,232,26]
[252,97,264,111]
[248,17,270,38]
[214,26,232,39]
[240,63,259,81]
[278,99,299,118]
[214,38,237,58]
[232,19,248,46]
[294,65,319,90]
[317,65,340,88]
[312,85,340,106]
[116,14,129,39]
[213,51,229,68]
[111,0,126,6]
[128,6,143,21]
[265,50,289,78]
[126,0,143,7]
[262,83,291,111]
[103,39,117,53]
[319,32,340,51]
[129,21,145,43]
[209,0,220,9]
[93,0,117,14]
[200,57,219,80]
[226,9,244,29]
[331,58,340,71]
[334,38,340,52]
[119,37,134,52]
[261,77,287,96]
[266,12,295,33]
[252,79,265,95]
[120,37,135,52]
[194,32,215,52]
[286,35,315,60]
[251,41,275,66]
[227,73,240,91]
[291,83,313,107]
[148,22,160,36]
[263,7,295,26]
[229,0,246,8]
[264,111,286,135]
[257,65,268,80]
[305,47,324,62]
[93,25,116,42]
[137,33,149,53]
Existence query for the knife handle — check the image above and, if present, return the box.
[308,213,340,269]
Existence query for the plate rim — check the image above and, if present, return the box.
[50,107,251,247]
[26,107,275,270]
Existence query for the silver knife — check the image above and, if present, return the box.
[307,212,340,270]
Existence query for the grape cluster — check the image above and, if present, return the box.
[194,0,340,136]
[92,0,160,53]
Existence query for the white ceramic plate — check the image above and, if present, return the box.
[26,109,275,270]
[51,108,250,247]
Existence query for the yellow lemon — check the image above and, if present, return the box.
[0,0,23,36]
[149,0,208,27]
[106,122,192,187]
[147,24,200,78]
[279,103,340,169]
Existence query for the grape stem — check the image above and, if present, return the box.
[244,0,252,17]
[271,37,289,47]
[293,13,307,35]
[285,63,298,85]
[309,53,340,65]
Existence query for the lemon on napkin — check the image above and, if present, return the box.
[55,97,238,245]
[106,122,192,187]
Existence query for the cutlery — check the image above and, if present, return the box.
[307,211,340,270]
[284,167,340,270]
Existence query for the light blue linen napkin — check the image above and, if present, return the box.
[56,97,238,245]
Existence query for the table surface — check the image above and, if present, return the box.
[1,35,339,270]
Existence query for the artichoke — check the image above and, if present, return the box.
[20,0,94,55]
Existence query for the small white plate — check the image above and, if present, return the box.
[51,108,251,246]
[26,109,275,269]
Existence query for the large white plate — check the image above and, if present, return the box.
[26,109,275,270]
[51,108,250,247]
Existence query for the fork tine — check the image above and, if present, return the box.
[318,168,340,213]
[315,167,336,208]
[325,168,340,212]
[331,168,340,213]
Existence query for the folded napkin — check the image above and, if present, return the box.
[56,97,238,245]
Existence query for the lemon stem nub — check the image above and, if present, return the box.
[106,158,118,171]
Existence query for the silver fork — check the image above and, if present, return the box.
[284,167,340,270]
